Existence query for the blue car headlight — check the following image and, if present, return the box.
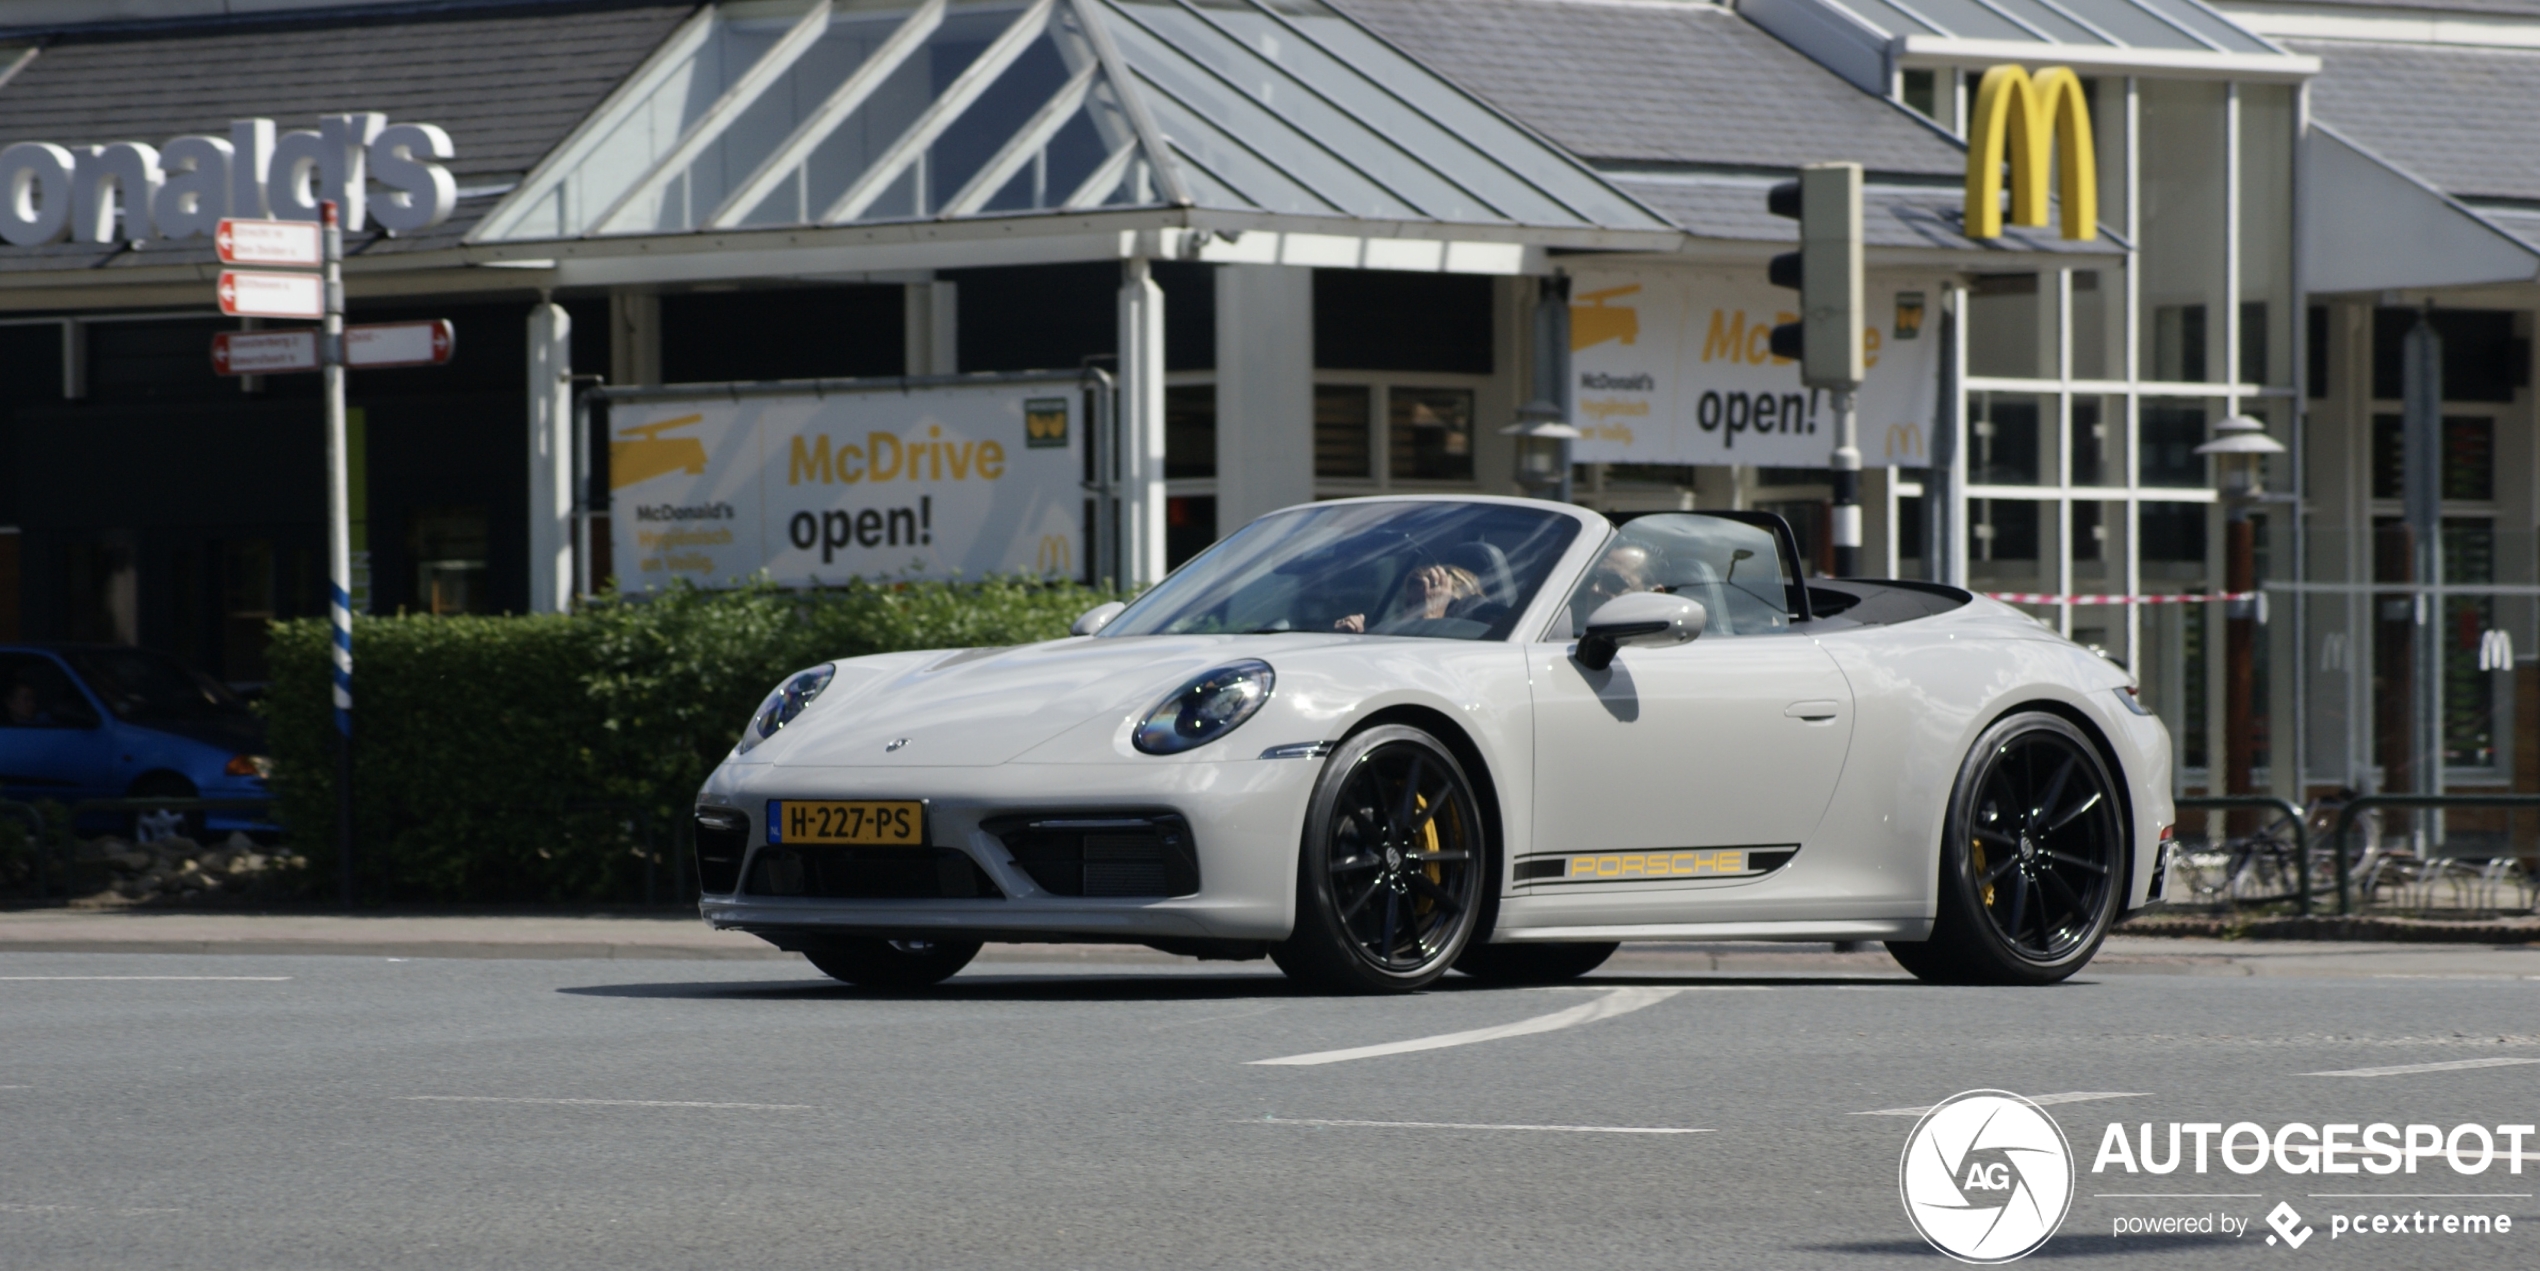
[1133,661,1274,756]
[736,663,836,755]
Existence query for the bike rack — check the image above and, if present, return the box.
[2326,794,2540,916]
[2173,795,2310,914]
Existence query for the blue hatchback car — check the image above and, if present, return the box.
[0,644,275,841]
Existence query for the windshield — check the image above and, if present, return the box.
[61,648,250,726]
[1102,501,1581,641]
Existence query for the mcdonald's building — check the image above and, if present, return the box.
[3,0,2540,842]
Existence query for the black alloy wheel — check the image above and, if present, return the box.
[1272,725,1487,993]
[1888,712,2126,985]
[803,937,982,989]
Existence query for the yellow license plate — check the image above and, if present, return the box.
[767,800,926,846]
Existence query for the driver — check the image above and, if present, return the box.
[1568,541,1664,634]
[1335,563,1483,633]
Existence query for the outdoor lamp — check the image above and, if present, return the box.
[1501,411,1579,499]
[2193,413,2286,503]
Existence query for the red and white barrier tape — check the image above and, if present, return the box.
[1984,591,2257,606]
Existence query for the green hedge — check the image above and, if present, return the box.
[265,578,1120,902]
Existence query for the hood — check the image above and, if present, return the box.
[763,634,1360,768]
[135,712,266,756]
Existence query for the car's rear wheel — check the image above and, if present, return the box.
[1454,940,1618,984]
[1272,725,1486,994]
[1888,711,2126,985]
[804,938,981,989]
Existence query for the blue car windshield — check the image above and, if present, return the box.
[1101,501,1580,641]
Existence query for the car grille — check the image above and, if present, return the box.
[981,812,1199,897]
[694,808,749,895]
[743,845,1004,900]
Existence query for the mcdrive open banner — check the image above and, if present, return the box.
[1567,267,1944,468]
[608,383,1083,588]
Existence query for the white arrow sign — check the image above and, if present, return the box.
[214,218,322,268]
[344,319,455,368]
[217,270,324,320]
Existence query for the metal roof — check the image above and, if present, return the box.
[472,0,1673,245]
[1741,0,2319,93]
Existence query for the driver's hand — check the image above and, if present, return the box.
[1334,614,1366,633]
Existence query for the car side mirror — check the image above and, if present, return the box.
[1071,601,1127,637]
[1573,593,1705,670]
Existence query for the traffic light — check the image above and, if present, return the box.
[1765,162,1864,389]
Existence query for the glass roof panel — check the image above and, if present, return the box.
[1247,0,1659,228]
[1983,0,2116,45]
[474,0,1668,243]
[1114,0,1505,222]
[1894,0,2049,42]
[1162,0,1604,225]
[2129,0,2279,54]
[2049,0,2209,50]
[1831,0,1948,38]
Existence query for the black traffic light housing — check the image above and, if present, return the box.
[1764,164,1864,389]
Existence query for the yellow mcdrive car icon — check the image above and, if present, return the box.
[613,414,709,489]
[1570,284,1641,351]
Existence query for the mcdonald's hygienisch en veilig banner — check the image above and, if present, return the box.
[608,384,1083,587]
[1567,268,1944,467]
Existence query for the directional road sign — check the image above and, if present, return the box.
[211,319,456,375]
[211,329,321,376]
[217,270,325,320]
[344,319,455,369]
[214,218,323,268]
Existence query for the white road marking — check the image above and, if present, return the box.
[1255,1117,1710,1135]
[1248,986,1718,1066]
[402,1096,814,1110]
[2302,1056,2540,1078]
[1857,1091,2149,1116]
[0,976,291,981]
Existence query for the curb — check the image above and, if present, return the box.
[0,938,794,960]
[2120,914,2540,944]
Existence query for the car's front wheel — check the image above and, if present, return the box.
[1888,711,2126,985]
[804,938,981,989]
[1272,725,1487,994]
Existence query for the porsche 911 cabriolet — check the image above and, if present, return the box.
[693,496,2173,993]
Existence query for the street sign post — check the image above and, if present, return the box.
[216,269,324,320]
[214,217,323,268]
[317,204,355,908]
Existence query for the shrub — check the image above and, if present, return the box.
[265,577,1119,903]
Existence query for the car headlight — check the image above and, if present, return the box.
[1133,661,1275,756]
[736,663,837,754]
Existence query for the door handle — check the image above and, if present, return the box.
[1784,700,1840,722]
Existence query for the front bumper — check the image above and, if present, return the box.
[696,757,1320,942]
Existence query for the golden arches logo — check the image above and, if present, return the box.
[1035,534,1074,576]
[1963,65,2096,242]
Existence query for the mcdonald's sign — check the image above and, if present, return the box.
[1963,65,2096,242]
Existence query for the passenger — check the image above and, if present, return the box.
[7,674,55,727]
[1335,563,1483,633]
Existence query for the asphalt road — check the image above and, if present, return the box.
[5,943,2538,1270]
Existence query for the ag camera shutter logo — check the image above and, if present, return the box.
[1900,1090,2075,1263]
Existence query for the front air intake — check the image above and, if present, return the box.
[694,807,749,894]
[981,812,1199,897]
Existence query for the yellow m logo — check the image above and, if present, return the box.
[1964,65,2096,242]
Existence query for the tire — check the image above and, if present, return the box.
[1271,725,1487,993]
[1887,711,2127,986]
[803,938,981,989]
[1454,940,1618,984]
[127,774,204,845]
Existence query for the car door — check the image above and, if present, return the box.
[1523,515,1853,901]
[0,652,115,803]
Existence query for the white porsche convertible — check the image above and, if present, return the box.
[694,496,2172,993]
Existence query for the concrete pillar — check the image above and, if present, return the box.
[906,279,957,375]
[1213,264,1313,528]
[1119,258,1166,587]
[527,302,573,613]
